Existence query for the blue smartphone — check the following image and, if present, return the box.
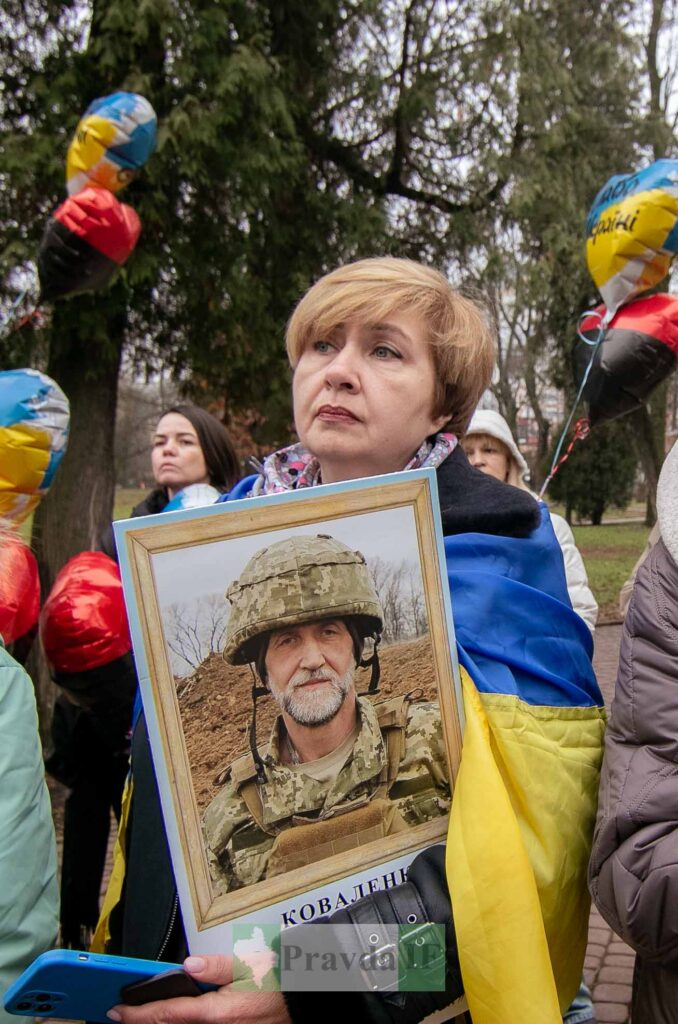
[3,949,215,1023]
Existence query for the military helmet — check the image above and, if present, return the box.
[223,534,384,665]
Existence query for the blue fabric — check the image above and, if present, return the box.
[218,480,602,711]
[450,506,602,709]
[562,981,595,1023]
[218,475,257,501]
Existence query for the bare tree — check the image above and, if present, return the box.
[164,594,230,676]
[369,557,427,643]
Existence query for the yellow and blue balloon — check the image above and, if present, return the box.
[586,159,678,318]
[0,369,70,524]
[66,91,157,197]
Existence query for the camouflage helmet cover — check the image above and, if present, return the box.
[223,534,384,665]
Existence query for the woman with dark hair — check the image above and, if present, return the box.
[139,403,240,515]
[101,405,239,556]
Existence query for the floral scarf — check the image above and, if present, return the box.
[251,432,458,495]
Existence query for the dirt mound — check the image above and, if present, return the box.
[178,633,438,812]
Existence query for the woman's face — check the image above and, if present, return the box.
[462,434,510,482]
[151,413,210,497]
[292,313,448,483]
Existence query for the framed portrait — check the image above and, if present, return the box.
[115,467,463,954]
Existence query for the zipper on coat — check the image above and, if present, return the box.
[156,893,178,961]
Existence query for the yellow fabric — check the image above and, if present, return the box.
[447,669,605,1024]
[91,775,133,952]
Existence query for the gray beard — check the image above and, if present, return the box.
[270,667,355,726]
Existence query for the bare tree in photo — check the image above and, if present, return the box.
[164,594,230,677]
[407,573,428,637]
[369,557,427,643]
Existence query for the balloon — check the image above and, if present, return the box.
[164,483,221,512]
[37,187,141,302]
[0,533,40,645]
[40,552,131,673]
[586,159,678,317]
[574,293,678,426]
[0,369,70,524]
[66,91,157,196]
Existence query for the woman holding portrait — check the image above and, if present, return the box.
[102,258,604,1024]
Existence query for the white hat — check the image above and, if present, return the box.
[465,409,530,482]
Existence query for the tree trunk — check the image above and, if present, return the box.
[30,288,126,739]
[630,403,662,527]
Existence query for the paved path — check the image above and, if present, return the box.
[588,623,633,1023]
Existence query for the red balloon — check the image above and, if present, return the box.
[575,293,678,425]
[0,534,40,645]
[38,187,141,302]
[40,551,131,673]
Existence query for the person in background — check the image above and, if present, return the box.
[103,258,604,1024]
[101,403,240,557]
[589,437,678,1024]
[143,403,240,512]
[463,409,598,633]
[41,551,135,949]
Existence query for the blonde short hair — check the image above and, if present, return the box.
[286,257,496,436]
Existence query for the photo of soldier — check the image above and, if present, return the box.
[202,533,450,895]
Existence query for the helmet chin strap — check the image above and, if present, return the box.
[247,664,270,784]
[358,632,381,694]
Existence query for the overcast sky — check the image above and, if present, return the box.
[151,504,426,610]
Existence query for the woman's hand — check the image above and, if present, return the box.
[108,955,292,1024]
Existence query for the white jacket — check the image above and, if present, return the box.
[549,512,598,632]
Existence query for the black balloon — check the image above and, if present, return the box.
[37,218,119,302]
[573,294,678,426]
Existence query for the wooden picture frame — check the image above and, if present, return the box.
[115,468,463,953]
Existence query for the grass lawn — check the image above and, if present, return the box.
[573,522,651,623]
[114,488,148,521]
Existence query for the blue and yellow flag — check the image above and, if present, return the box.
[446,507,605,1024]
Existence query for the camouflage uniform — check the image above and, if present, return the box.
[203,694,450,894]
[205,533,449,893]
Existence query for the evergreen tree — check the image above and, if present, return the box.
[546,418,638,524]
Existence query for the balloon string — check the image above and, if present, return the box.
[538,308,608,499]
[538,417,590,497]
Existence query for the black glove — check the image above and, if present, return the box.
[283,845,463,1024]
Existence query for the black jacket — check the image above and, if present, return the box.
[100,489,169,561]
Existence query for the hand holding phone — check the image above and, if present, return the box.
[3,950,216,1024]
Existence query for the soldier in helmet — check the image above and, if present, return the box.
[203,533,450,894]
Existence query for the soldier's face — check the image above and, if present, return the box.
[265,619,356,726]
[292,313,448,484]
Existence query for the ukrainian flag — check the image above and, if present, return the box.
[446,506,605,1024]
